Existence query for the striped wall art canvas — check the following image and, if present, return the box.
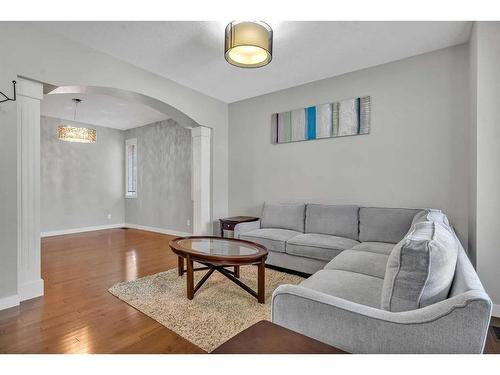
[271,96,371,144]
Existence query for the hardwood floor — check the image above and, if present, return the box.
[484,316,500,354]
[0,228,204,354]
[0,227,499,354]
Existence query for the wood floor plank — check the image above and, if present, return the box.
[0,228,203,354]
[0,227,498,354]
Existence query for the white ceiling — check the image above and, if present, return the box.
[41,93,169,130]
[38,21,472,103]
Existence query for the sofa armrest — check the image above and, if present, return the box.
[234,220,261,239]
[272,284,491,353]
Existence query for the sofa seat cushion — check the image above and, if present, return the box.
[381,221,459,312]
[286,233,359,262]
[324,250,389,279]
[300,269,383,308]
[240,228,301,253]
[350,242,395,255]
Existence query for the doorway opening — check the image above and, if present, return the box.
[16,78,212,303]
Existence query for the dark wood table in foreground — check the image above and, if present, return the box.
[169,236,268,303]
[212,320,348,354]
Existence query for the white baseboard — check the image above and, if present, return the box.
[0,294,20,311]
[18,278,44,301]
[0,279,45,311]
[492,304,500,318]
[41,223,126,237]
[41,223,191,238]
[124,223,192,237]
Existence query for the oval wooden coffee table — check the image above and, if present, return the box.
[169,236,268,303]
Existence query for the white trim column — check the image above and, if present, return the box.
[191,126,211,235]
[17,78,44,302]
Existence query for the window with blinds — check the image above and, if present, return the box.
[125,138,137,198]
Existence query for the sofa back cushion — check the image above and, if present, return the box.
[359,207,420,243]
[261,202,305,232]
[380,221,458,312]
[305,204,359,240]
[412,208,450,228]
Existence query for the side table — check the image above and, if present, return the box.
[219,216,259,238]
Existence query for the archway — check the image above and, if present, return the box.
[17,78,212,304]
[48,85,199,129]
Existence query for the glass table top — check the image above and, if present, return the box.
[176,238,261,257]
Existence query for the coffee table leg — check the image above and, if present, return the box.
[177,256,184,276]
[186,256,194,300]
[257,259,265,303]
[234,265,240,278]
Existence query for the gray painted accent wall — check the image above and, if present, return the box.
[124,119,192,233]
[228,44,470,248]
[40,116,125,232]
[40,116,192,235]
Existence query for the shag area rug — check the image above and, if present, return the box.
[109,265,304,352]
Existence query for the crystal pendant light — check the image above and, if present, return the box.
[57,98,96,143]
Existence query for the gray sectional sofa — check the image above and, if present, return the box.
[236,203,492,353]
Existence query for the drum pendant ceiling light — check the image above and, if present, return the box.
[57,98,96,143]
[224,21,273,68]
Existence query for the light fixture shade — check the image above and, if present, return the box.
[58,125,97,143]
[225,21,273,68]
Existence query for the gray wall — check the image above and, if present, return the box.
[124,119,192,233]
[0,70,18,300]
[40,116,192,235]
[471,22,500,309]
[228,44,470,246]
[468,25,478,267]
[40,116,125,232]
